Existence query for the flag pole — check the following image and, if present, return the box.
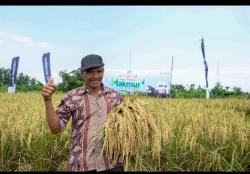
[169,56,174,98]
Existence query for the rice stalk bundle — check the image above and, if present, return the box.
[100,96,161,171]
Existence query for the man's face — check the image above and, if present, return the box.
[81,66,104,89]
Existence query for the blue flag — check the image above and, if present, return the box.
[8,57,20,93]
[42,52,51,84]
[201,38,206,59]
[201,38,208,88]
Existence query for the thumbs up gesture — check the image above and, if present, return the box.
[48,76,55,86]
[42,76,56,101]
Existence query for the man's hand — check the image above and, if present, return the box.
[42,76,61,134]
[42,76,56,101]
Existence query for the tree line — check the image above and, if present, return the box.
[169,83,247,99]
[0,67,248,98]
[0,67,83,92]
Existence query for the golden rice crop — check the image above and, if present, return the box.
[147,98,250,171]
[100,96,161,171]
[0,92,249,171]
[101,96,250,171]
[0,92,70,171]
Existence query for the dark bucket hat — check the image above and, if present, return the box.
[81,54,104,71]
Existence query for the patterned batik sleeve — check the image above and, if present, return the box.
[55,92,74,132]
[114,91,123,107]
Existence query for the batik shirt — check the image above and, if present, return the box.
[55,84,123,171]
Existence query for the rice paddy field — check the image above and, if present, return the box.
[0,92,249,171]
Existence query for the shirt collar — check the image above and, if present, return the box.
[80,83,110,96]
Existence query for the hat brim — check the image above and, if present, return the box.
[81,63,104,71]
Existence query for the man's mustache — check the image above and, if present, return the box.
[90,78,101,81]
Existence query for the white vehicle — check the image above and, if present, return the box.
[156,82,169,97]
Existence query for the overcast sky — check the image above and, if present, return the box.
[1,6,250,91]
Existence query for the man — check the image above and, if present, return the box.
[41,54,124,172]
